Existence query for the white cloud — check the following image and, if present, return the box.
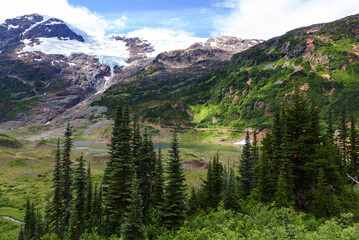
[126,28,207,56]
[0,0,126,38]
[213,0,359,39]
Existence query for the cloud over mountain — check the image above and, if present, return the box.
[213,0,359,39]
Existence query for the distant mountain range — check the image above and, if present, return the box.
[0,13,358,129]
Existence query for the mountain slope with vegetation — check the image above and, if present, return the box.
[96,14,359,129]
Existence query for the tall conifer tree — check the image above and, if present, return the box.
[24,198,36,240]
[202,153,223,209]
[132,118,142,166]
[138,129,156,216]
[254,132,275,202]
[34,211,44,240]
[224,168,240,211]
[162,128,187,230]
[349,113,359,178]
[91,184,103,234]
[338,104,348,164]
[120,173,145,240]
[327,109,334,142]
[62,121,73,210]
[51,138,63,235]
[104,101,134,235]
[187,187,198,216]
[276,124,294,206]
[65,203,79,240]
[152,145,165,207]
[313,168,330,217]
[272,110,283,177]
[239,131,254,197]
[284,86,310,209]
[17,225,25,240]
[72,155,87,237]
[84,163,93,229]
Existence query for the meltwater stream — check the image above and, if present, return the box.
[3,216,23,224]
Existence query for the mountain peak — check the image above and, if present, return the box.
[22,17,84,42]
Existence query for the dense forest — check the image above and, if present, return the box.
[17,86,359,239]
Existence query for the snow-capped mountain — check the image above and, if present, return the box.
[0,14,261,124]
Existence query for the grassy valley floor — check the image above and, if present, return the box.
[0,124,243,238]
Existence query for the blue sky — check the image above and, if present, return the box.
[2,0,359,40]
[68,0,231,37]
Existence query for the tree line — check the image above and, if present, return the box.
[18,87,359,239]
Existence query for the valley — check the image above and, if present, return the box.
[0,10,359,240]
[0,125,242,238]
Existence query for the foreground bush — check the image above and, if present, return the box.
[158,204,359,240]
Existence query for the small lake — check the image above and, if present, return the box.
[73,141,242,153]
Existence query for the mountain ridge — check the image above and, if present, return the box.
[0,13,260,125]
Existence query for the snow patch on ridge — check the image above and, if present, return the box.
[8,24,19,29]
[146,38,207,57]
[22,16,50,36]
[45,20,63,26]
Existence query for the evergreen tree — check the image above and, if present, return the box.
[62,121,73,210]
[187,187,198,216]
[202,153,223,209]
[34,211,44,240]
[327,109,335,142]
[84,162,93,229]
[102,98,123,198]
[91,184,103,234]
[253,132,276,202]
[152,145,165,207]
[17,225,25,240]
[211,154,223,207]
[43,199,52,233]
[313,168,330,217]
[65,203,79,240]
[51,138,63,235]
[138,128,156,217]
[275,124,294,207]
[300,96,323,207]
[120,173,145,240]
[317,136,344,212]
[272,109,283,177]
[224,168,240,212]
[275,172,289,207]
[285,85,309,142]
[349,113,359,178]
[251,130,259,170]
[338,104,348,164]
[239,131,254,197]
[284,86,310,209]
[72,155,87,237]
[24,198,36,240]
[104,102,134,235]
[132,118,142,166]
[162,128,187,230]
